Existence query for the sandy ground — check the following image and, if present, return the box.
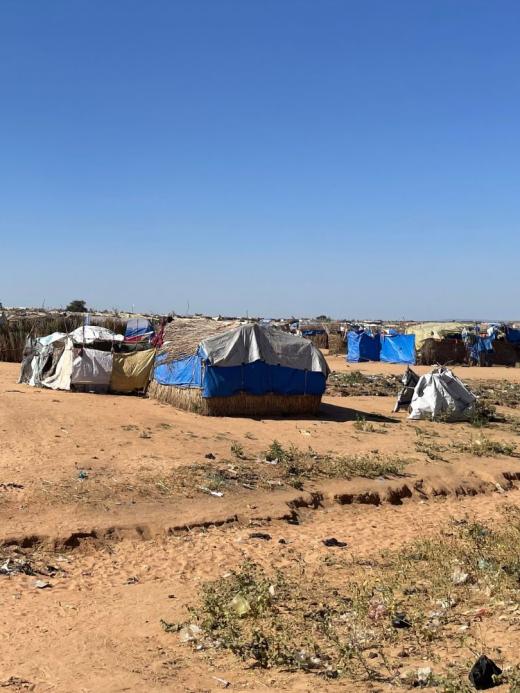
[1,359,520,691]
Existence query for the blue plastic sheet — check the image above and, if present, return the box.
[380,335,416,364]
[153,354,326,397]
[301,329,326,336]
[506,328,520,343]
[125,318,154,342]
[203,361,326,397]
[347,332,381,362]
[153,354,202,388]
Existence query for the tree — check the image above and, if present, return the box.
[66,299,88,313]
[315,314,331,322]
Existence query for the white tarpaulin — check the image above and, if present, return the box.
[408,367,476,421]
[71,348,113,385]
[41,338,74,391]
[200,323,329,375]
[38,332,67,346]
[69,326,124,344]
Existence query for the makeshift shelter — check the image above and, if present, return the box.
[380,334,416,364]
[418,338,467,366]
[19,327,153,394]
[110,349,156,393]
[491,341,518,366]
[406,322,471,350]
[124,318,155,344]
[149,321,329,416]
[70,347,113,393]
[347,331,381,362]
[506,327,520,343]
[393,367,420,412]
[299,324,329,349]
[408,367,476,421]
[328,333,346,355]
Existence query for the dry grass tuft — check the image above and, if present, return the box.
[173,507,520,685]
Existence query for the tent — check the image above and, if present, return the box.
[69,325,124,344]
[406,322,471,350]
[380,334,416,364]
[347,331,381,362]
[150,323,329,416]
[408,367,476,421]
[110,349,156,393]
[125,318,155,344]
[19,328,154,394]
[71,348,113,392]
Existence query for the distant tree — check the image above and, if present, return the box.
[315,314,331,322]
[66,299,88,313]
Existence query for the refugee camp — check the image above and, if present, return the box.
[2,1,520,691]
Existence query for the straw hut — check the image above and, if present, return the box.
[418,338,467,365]
[298,323,329,349]
[148,320,329,416]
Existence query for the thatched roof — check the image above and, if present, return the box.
[158,317,242,363]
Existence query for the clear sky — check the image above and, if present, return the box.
[0,1,518,319]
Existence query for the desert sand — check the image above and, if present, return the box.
[1,358,520,691]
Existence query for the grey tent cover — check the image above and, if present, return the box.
[200,323,329,375]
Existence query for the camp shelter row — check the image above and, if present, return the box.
[347,331,416,364]
[18,320,330,417]
[19,325,155,393]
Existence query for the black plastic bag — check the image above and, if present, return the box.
[468,655,502,690]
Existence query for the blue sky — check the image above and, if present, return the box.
[0,1,518,319]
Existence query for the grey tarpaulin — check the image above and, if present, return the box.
[199,324,329,375]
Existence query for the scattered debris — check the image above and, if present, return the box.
[392,612,411,629]
[416,667,433,686]
[126,576,140,584]
[178,623,203,643]
[322,537,348,548]
[0,483,24,490]
[249,532,272,541]
[205,453,216,460]
[468,655,502,690]
[0,677,34,689]
[198,486,224,497]
[0,559,36,576]
[78,470,88,480]
[212,676,230,689]
[230,593,251,617]
[326,370,400,398]
[34,580,51,589]
[452,567,470,585]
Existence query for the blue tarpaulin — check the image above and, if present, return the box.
[125,318,154,343]
[380,334,416,364]
[347,331,381,362]
[203,361,325,397]
[506,328,520,343]
[153,353,326,397]
[469,336,494,362]
[154,354,202,388]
